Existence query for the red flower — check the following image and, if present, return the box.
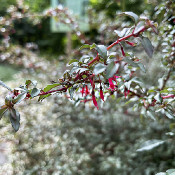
[89,78,95,89]
[81,86,85,97]
[92,90,99,109]
[85,85,90,96]
[108,78,115,91]
[100,86,104,101]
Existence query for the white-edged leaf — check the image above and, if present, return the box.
[164,110,175,119]
[119,12,139,23]
[93,63,106,75]
[30,88,40,98]
[134,21,145,34]
[154,93,163,103]
[155,173,166,175]
[166,169,175,175]
[96,45,107,59]
[12,92,27,104]
[137,140,165,152]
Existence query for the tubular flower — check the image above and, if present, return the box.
[81,86,85,97]
[85,85,90,96]
[89,78,95,89]
[100,86,104,101]
[92,90,99,109]
[108,78,115,91]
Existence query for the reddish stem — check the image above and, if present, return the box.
[88,54,99,66]
[39,87,67,96]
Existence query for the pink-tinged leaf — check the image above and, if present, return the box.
[92,91,99,109]
[100,86,104,101]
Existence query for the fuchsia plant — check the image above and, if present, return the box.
[0,10,175,132]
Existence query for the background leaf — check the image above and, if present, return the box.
[140,36,154,58]
[137,140,165,152]
[9,108,20,132]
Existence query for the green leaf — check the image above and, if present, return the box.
[0,105,8,119]
[90,43,96,50]
[119,12,139,23]
[140,36,154,58]
[12,93,27,104]
[93,63,106,75]
[82,75,87,79]
[79,44,90,50]
[96,45,107,59]
[137,140,165,152]
[123,57,139,67]
[25,80,32,88]
[43,83,60,92]
[9,108,20,132]
[106,61,119,79]
[0,80,12,91]
[38,94,51,102]
[30,88,40,98]
[68,59,78,65]
[25,80,37,88]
